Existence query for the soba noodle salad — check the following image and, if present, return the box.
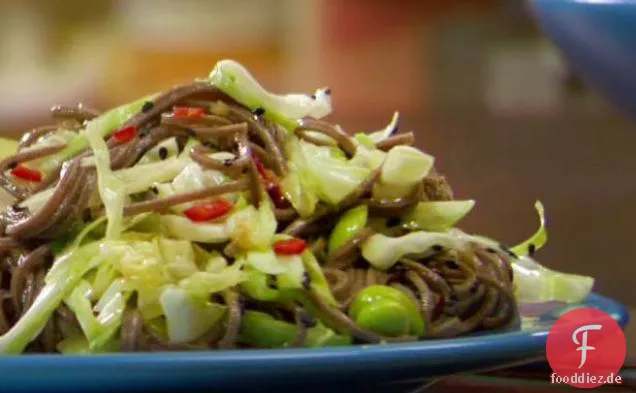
[0,60,593,354]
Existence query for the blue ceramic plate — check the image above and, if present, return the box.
[0,293,628,393]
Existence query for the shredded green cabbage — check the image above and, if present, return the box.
[241,236,306,288]
[160,287,226,344]
[169,163,230,209]
[373,145,434,199]
[298,141,371,205]
[161,215,229,243]
[177,263,244,302]
[0,59,598,353]
[513,256,594,303]
[57,333,119,354]
[507,201,592,303]
[366,111,400,143]
[196,247,229,273]
[510,201,548,257]
[156,238,199,279]
[283,135,386,214]
[243,249,286,275]
[361,231,466,271]
[226,199,277,250]
[64,278,128,350]
[152,159,240,215]
[137,137,179,165]
[84,118,127,240]
[0,241,103,354]
[40,94,155,174]
[90,261,118,300]
[348,143,386,171]
[301,250,337,305]
[51,234,244,350]
[403,200,475,232]
[209,59,331,129]
[281,136,320,217]
[17,188,55,212]
[113,157,189,196]
[276,254,306,290]
[21,156,189,213]
[22,129,79,159]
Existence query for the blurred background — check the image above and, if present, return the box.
[0,1,633,313]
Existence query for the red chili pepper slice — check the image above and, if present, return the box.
[173,106,206,119]
[267,183,291,209]
[251,153,290,207]
[273,239,307,256]
[113,126,137,143]
[433,296,445,319]
[10,165,43,182]
[184,199,234,222]
[251,154,275,183]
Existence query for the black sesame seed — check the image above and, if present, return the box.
[310,94,316,100]
[302,272,311,290]
[209,293,223,304]
[431,244,443,253]
[486,247,497,254]
[202,141,214,148]
[324,88,332,95]
[253,107,265,116]
[141,101,154,113]
[176,137,187,153]
[266,274,278,290]
[223,159,234,167]
[386,217,401,228]
[445,260,459,269]
[6,161,17,169]
[158,147,168,160]
[300,313,317,328]
[527,243,536,257]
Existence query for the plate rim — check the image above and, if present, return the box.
[0,292,628,370]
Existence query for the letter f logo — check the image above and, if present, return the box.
[572,324,602,368]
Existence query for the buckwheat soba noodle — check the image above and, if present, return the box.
[0,60,592,354]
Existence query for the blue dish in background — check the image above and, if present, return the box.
[0,292,628,393]
[531,0,636,116]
